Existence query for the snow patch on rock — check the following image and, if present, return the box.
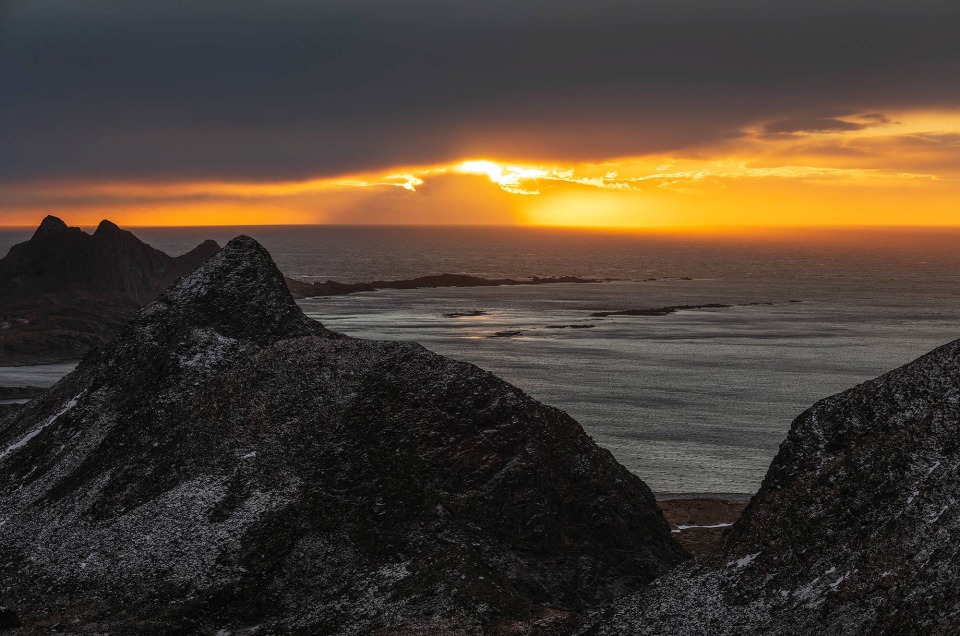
[0,394,80,462]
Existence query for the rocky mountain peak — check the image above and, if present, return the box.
[150,234,325,343]
[92,218,124,237]
[0,217,222,364]
[87,218,156,258]
[194,238,221,252]
[0,236,683,634]
[584,337,960,636]
[33,214,70,237]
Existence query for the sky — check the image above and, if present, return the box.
[2,0,959,228]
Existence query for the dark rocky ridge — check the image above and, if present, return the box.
[581,337,960,635]
[0,216,220,365]
[285,273,610,299]
[589,302,785,318]
[0,404,22,420]
[0,236,684,634]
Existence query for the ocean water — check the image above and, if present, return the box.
[3,225,960,494]
[0,362,78,404]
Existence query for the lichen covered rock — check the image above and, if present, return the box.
[584,338,960,636]
[0,236,683,635]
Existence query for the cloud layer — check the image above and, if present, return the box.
[3,0,959,186]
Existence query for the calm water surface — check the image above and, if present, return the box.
[3,226,960,494]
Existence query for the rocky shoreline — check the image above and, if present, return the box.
[285,273,614,299]
[590,300,802,318]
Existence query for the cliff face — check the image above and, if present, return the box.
[0,216,219,364]
[585,338,960,635]
[0,236,684,635]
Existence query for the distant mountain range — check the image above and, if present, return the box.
[0,217,615,365]
[0,216,219,365]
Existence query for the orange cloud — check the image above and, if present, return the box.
[3,109,960,229]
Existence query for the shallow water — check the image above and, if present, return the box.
[299,279,960,494]
[0,362,79,388]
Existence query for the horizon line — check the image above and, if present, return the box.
[5,221,960,233]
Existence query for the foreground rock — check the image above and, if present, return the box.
[656,498,747,556]
[0,387,46,401]
[585,338,960,635]
[0,236,684,634]
[0,216,219,365]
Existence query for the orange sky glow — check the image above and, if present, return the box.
[3,109,959,230]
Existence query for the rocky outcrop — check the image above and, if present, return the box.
[0,216,220,364]
[583,338,960,636]
[285,273,608,299]
[0,236,684,635]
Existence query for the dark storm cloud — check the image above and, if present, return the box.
[762,113,894,135]
[1,0,959,183]
[757,112,897,138]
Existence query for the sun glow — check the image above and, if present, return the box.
[456,160,549,194]
[3,109,960,229]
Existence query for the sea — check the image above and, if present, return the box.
[4,225,960,496]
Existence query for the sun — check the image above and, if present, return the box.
[455,160,548,194]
